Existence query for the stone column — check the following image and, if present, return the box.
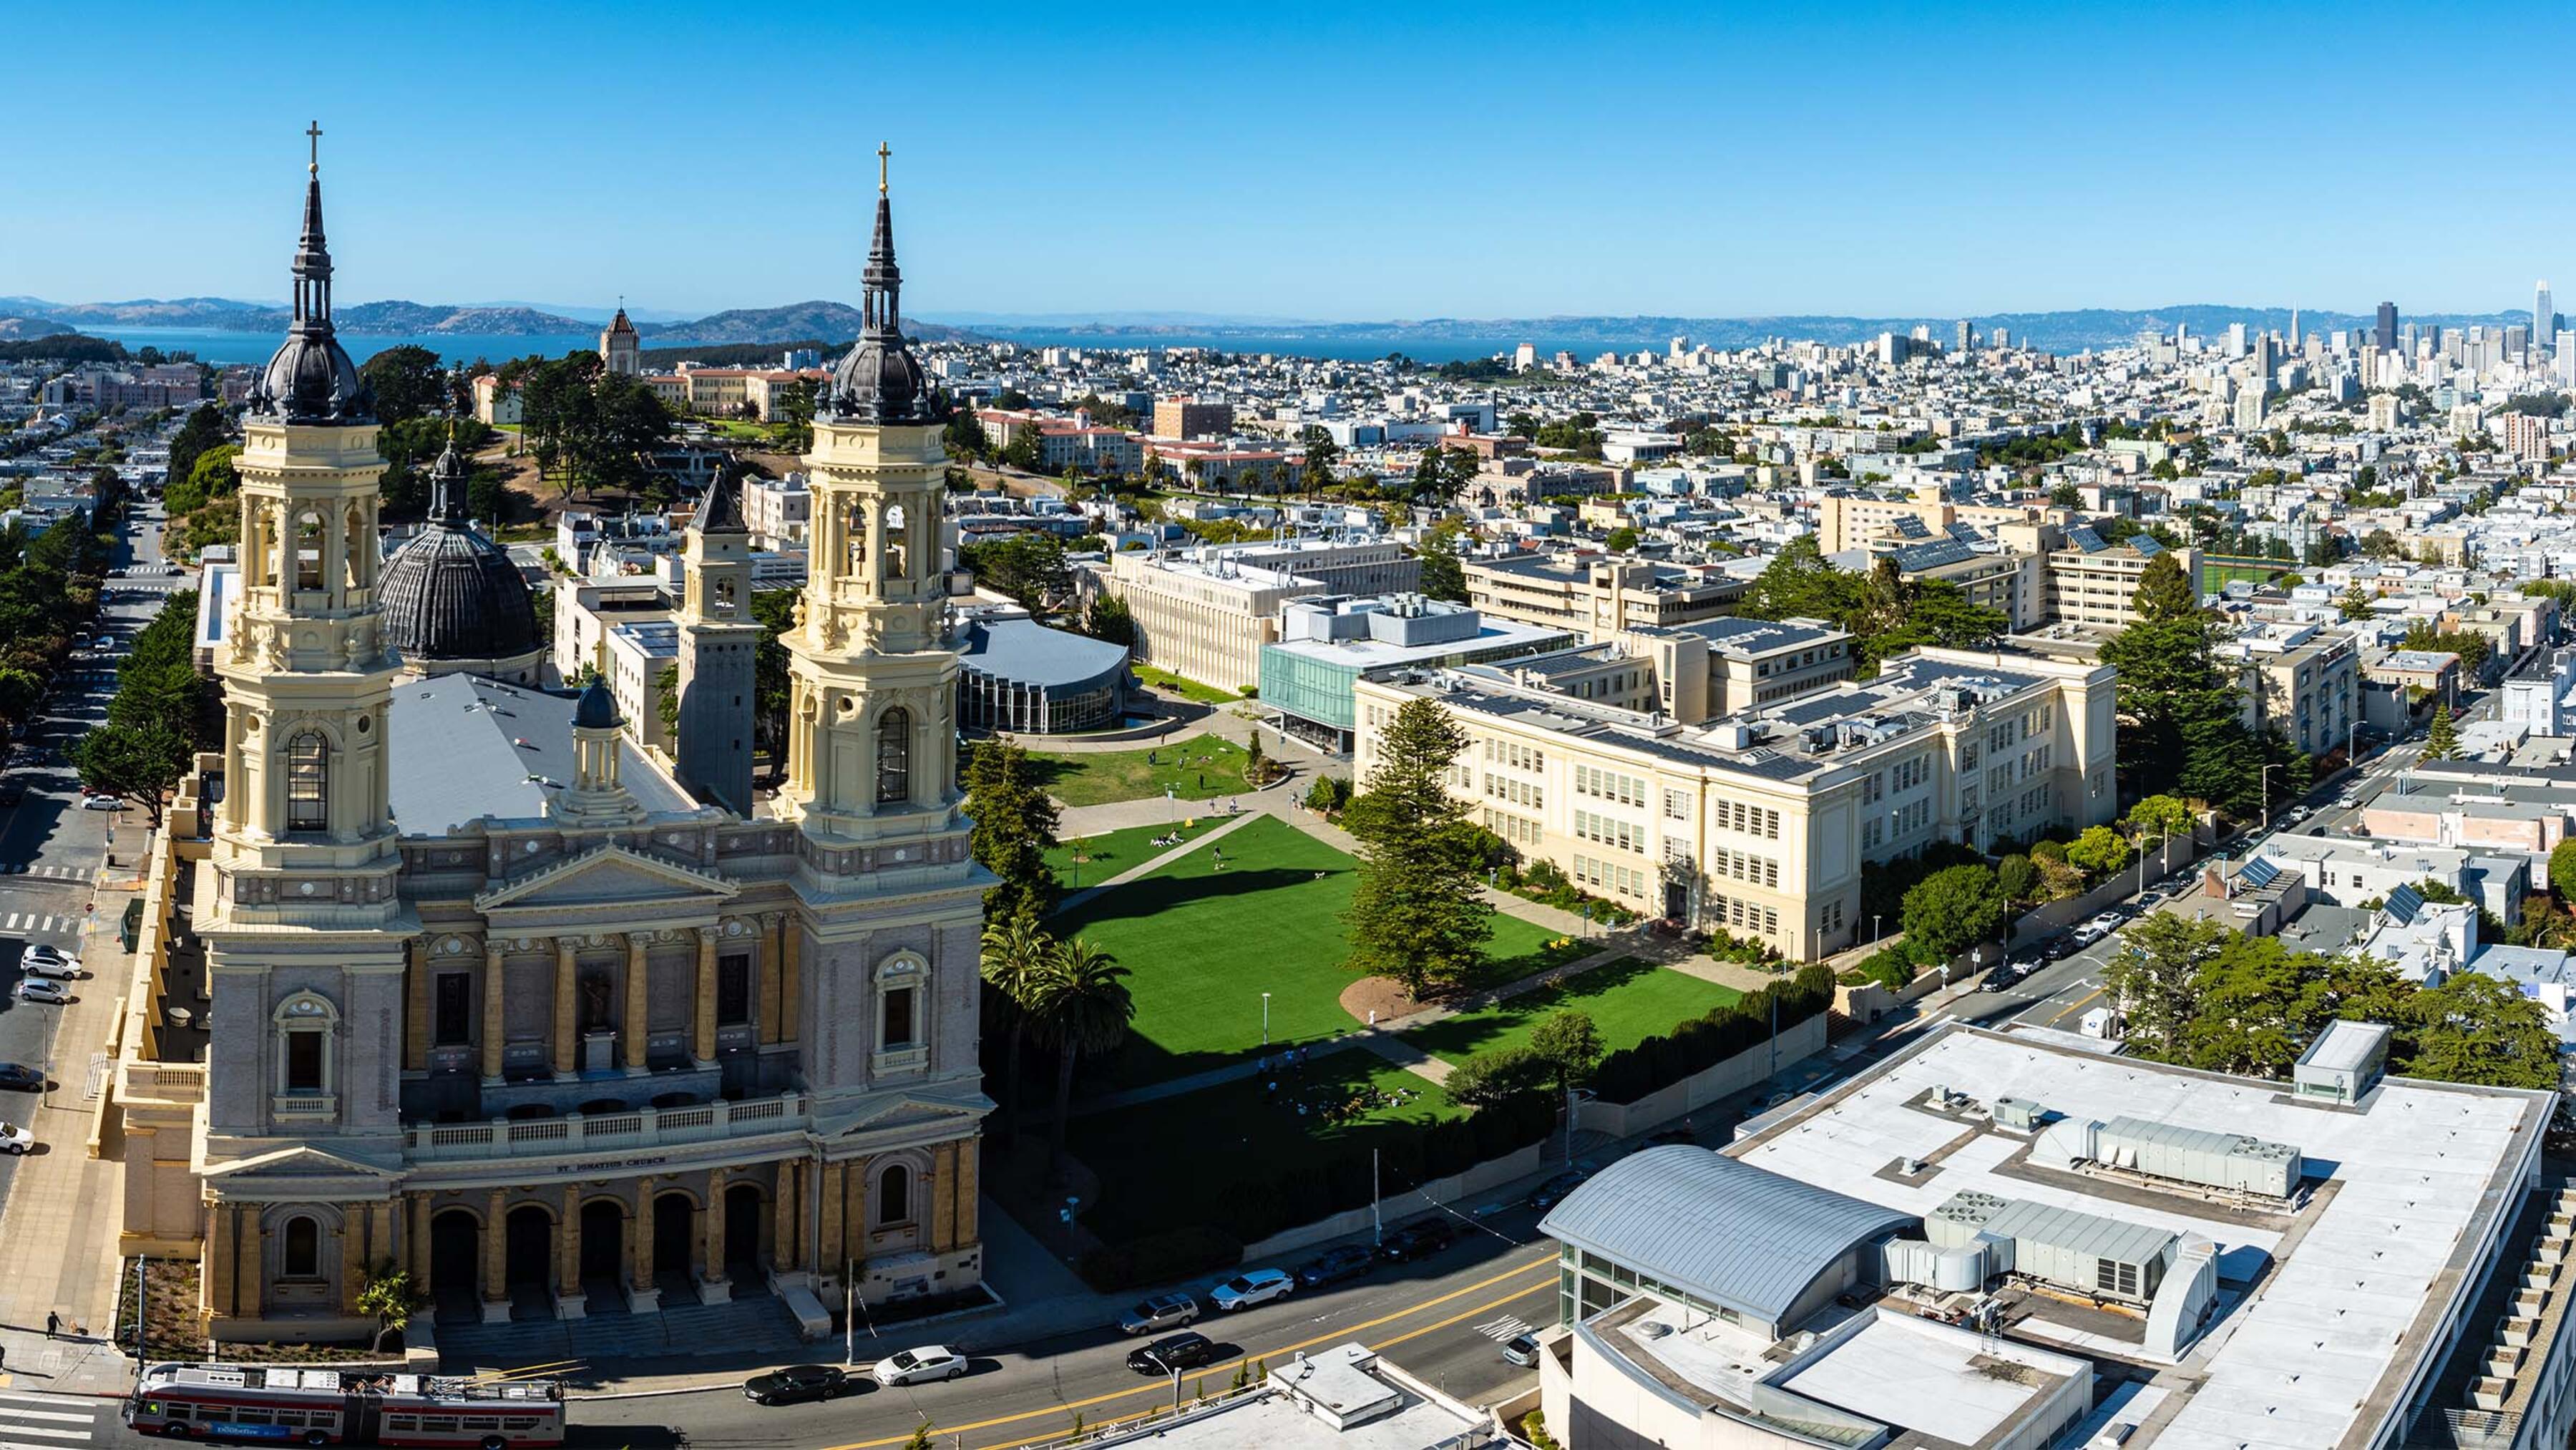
[481,1189,509,1322]
[404,939,429,1072]
[630,1177,656,1290]
[758,916,784,1046]
[555,1184,584,1319]
[341,1206,367,1314]
[780,923,801,1046]
[206,1201,236,1320]
[409,1192,431,1285]
[480,943,507,1082]
[552,938,579,1077]
[623,933,650,1071]
[771,1161,798,1275]
[700,1167,731,1303]
[692,927,718,1064]
[930,1143,957,1254]
[818,1158,844,1283]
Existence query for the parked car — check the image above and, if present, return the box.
[1377,1218,1456,1262]
[1118,1292,1201,1335]
[79,793,123,812]
[1526,1169,1590,1211]
[1294,1245,1375,1288]
[14,979,67,1005]
[2135,890,2167,910]
[743,1364,854,1405]
[20,947,77,981]
[1126,1331,1219,1375]
[1501,1333,1542,1369]
[0,1063,41,1091]
[1209,1269,1294,1311]
[870,1346,968,1387]
[0,1121,30,1154]
[2039,933,2079,961]
[0,784,23,807]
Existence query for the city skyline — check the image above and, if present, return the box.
[7,1,2576,319]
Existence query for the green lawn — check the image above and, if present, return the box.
[1400,958,1739,1066]
[1068,1051,1460,1243]
[1050,816,1573,1089]
[1132,666,1242,704]
[1045,820,1219,889]
[1029,738,1258,807]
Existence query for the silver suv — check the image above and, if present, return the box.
[1117,1292,1199,1335]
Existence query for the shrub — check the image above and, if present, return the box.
[1858,948,1915,991]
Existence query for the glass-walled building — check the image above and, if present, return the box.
[955,606,1132,734]
[1259,594,1572,751]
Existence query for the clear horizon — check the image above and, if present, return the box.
[4,1,2570,322]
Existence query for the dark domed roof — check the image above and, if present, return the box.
[830,335,933,423]
[380,517,540,665]
[574,677,620,729]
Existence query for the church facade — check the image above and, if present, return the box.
[114,137,992,1341]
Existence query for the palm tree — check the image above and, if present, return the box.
[979,915,1054,1145]
[1037,936,1136,1172]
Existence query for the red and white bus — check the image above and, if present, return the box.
[124,1363,566,1448]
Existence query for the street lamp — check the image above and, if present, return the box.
[2259,762,2279,832]
[1872,914,1883,945]
[1261,992,1271,1048]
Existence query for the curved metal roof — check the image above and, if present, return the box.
[1540,1146,1913,1325]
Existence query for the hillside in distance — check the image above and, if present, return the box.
[640,300,984,346]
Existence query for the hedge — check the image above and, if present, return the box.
[1589,965,1834,1104]
[1076,1225,1245,1293]
[1188,1090,1556,1245]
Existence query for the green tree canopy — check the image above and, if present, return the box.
[2424,701,2459,761]
[1898,864,2008,965]
[965,741,1063,925]
[358,344,448,425]
[1343,698,1493,996]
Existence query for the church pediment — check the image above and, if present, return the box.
[828,1088,992,1140]
[474,842,740,914]
[204,1143,402,1195]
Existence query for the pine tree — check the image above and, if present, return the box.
[2424,701,2459,761]
[1343,699,1493,996]
[2100,552,2258,810]
[965,741,1063,921]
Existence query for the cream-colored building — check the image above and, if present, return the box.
[2039,528,2198,630]
[1463,553,1747,643]
[1101,539,1418,692]
[1353,646,2117,958]
[1815,486,2067,555]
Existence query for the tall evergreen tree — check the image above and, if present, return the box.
[1415,524,1469,604]
[1343,698,1493,996]
[2099,551,2258,810]
[2423,701,2459,761]
[965,740,1063,922]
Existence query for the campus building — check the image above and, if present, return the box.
[1534,1023,2569,1450]
[1461,553,1747,643]
[2040,526,2199,629]
[1815,486,2069,555]
[1099,538,1420,694]
[1258,595,1571,751]
[114,147,992,1342]
[1352,646,2116,958]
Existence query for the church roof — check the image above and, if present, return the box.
[828,147,941,426]
[388,674,692,834]
[379,443,543,665]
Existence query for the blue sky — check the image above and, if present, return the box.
[4,1,2568,321]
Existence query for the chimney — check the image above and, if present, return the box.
[2202,865,2225,898]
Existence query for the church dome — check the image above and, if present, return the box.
[251,330,371,424]
[830,335,933,423]
[573,676,620,730]
[381,443,540,670]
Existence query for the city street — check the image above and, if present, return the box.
[0,497,178,1210]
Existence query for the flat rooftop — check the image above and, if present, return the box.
[1728,1025,2548,1450]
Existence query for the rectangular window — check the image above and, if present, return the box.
[717,954,752,1026]
[433,973,471,1047]
[285,1031,323,1093]
[882,986,917,1048]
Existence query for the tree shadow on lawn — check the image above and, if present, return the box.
[1054,865,1345,933]
[1398,955,1663,1062]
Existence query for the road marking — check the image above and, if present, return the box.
[0,1425,98,1441]
[1474,1314,1533,1340]
[816,1257,1559,1450]
[0,1409,95,1425]
[2045,986,2107,1026]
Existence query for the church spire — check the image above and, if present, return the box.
[429,417,469,523]
[862,142,901,341]
[292,120,335,338]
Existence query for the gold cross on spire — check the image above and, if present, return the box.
[877,142,890,195]
[307,120,323,175]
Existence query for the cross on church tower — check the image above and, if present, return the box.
[307,120,322,172]
[878,142,889,194]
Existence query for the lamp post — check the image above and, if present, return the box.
[1872,914,1883,945]
[2260,762,2279,832]
[1260,992,1271,1048]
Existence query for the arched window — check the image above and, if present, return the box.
[877,1165,912,1227]
[283,1216,321,1278]
[883,503,909,583]
[286,733,328,832]
[875,708,910,806]
[295,512,324,591]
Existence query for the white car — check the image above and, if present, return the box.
[15,978,68,1005]
[871,1346,968,1387]
[79,794,123,812]
[19,948,75,981]
[0,1120,29,1154]
[1210,1268,1296,1311]
[2071,913,2122,946]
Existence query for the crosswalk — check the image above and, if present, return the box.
[0,1391,109,1449]
[0,915,72,935]
[0,865,91,882]
[1473,1313,1535,1342]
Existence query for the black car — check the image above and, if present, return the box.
[1526,1169,1589,1211]
[1128,1331,1219,1375]
[744,1364,854,1405]
[1377,1218,1456,1262]
[1295,1245,1375,1288]
[2040,934,2079,961]
[0,1064,40,1091]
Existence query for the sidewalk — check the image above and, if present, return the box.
[0,872,142,1401]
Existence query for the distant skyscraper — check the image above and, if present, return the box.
[1955,318,1974,356]
[2288,309,2300,348]
[2227,321,2248,356]
[2539,281,2557,350]
[2375,301,2398,352]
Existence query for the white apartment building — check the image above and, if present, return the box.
[1352,646,2117,959]
[1099,539,1418,692]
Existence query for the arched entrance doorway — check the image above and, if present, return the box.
[724,1184,764,1278]
[577,1200,625,1288]
[653,1193,694,1278]
[503,1206,552,1295]
[428,1209,481,1310]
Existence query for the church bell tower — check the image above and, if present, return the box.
[673,470,760,814]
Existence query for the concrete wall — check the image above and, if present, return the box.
[1571,1012,1828,1141]
[1239,1141,1547,1262]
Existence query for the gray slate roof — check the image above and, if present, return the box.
[388,673,694,835]
[1540,1146,1914,1325]
[955,611,1131,689]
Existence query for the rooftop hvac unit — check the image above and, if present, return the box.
[1992,1097,2046,1132]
